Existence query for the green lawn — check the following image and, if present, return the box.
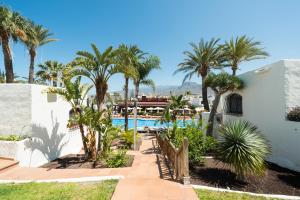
[195,189,279,200]
[0,180,118,200]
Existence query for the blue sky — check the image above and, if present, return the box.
[2,0,300,92]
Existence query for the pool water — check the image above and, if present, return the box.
[112,118,193,129]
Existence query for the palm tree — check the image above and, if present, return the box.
[47,77,93,158]
[168,94,189,122]
[115,44,143,131]
[0,6,30,83]
[24,24,57,83]
[164,94,189,139]
[36,60,64,86]
[175,38,224,111]
[134,55,160,98]
[205,72,243,136]
[223,35,269,76]
[70,44,117,111]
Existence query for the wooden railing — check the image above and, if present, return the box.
[155,133,190,185]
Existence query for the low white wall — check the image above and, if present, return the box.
[218,60,300,172]
[0,84,83,167]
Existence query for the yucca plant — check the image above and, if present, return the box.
[217,120,271,179]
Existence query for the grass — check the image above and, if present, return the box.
[0,135,26,141]
[195,189,279,200]
[0,180,118,200]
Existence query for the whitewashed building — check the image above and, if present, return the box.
[213,60,300,172]
[0,84,83,167]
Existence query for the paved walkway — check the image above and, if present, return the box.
[0,134,198,200]
[111,134,198,200]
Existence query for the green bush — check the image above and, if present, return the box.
[0,135,25,141]
[217,120,271,178]
[287,107,300,122]
[170,124,217,165]
[105,150,128,168]
[121,130,140,149]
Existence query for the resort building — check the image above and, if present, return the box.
[206,60,300,172]
[0,84,82,167]
[114,95,169,113]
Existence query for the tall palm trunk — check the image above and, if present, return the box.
[134,81,139,98]
[1,33,14,83]
[79,123,89,158]
[95,80,107,112]
[95,81,108,156]
[28,47,36,83]
[124,77,129,131]
[206,92,221,136]
[202,76,210,111]
[232,63,237,76]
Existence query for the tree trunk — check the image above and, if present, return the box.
[135,81,139,99]
[232,68,236,76]
[79,123,89,158]
[202,76,210,111]
[124,77,129,131]
[232,64,237,76]
[95,81,107,112]
[95,81,108,157]
[206,93,221,136]
[28,47,36,83]
[1,33,14,83]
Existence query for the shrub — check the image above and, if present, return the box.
[105,150,128,168]
[287,107,300,122]
[171,124,217,165]
[121,130,140,149]
[217,120,271,178]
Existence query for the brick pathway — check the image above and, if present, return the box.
[0,134,198,200]
[111,134,198,200]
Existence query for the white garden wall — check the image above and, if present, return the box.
[0,84,83,167]
[218,60,300,172]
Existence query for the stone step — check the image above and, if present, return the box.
[0,157,19,173]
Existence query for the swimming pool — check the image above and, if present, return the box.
[112,118,193,129]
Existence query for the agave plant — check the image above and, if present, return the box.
[217,120,271,179]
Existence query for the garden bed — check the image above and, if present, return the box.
[190,158,300,196]
[41,153,134,169]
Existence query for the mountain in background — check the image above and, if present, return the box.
[112,81,214,97]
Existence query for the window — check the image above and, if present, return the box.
[226,93,243,115]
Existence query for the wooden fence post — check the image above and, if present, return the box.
[182,137,190,185]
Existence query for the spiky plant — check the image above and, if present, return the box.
[217,120,271,178]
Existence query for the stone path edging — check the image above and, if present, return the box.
[0,175,124,184]
[192,184,300,200]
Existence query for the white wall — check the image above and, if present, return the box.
[0,84,83,167]
[219,60,300,172]
[0,84,32,135]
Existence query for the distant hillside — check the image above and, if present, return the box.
[112,82,214,96]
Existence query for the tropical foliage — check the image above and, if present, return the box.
[205,72,243,136]
[171,123,217,165]
[47,77,92,158]
[176,38,224,111]
[133,55,160,97]
[0,6,30,83]
[115,44,143,131]
[36,60,65,86]
[70,44,117,111]
[217,120,271,178]
[23,24,57,83]
[223,35,269,76]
